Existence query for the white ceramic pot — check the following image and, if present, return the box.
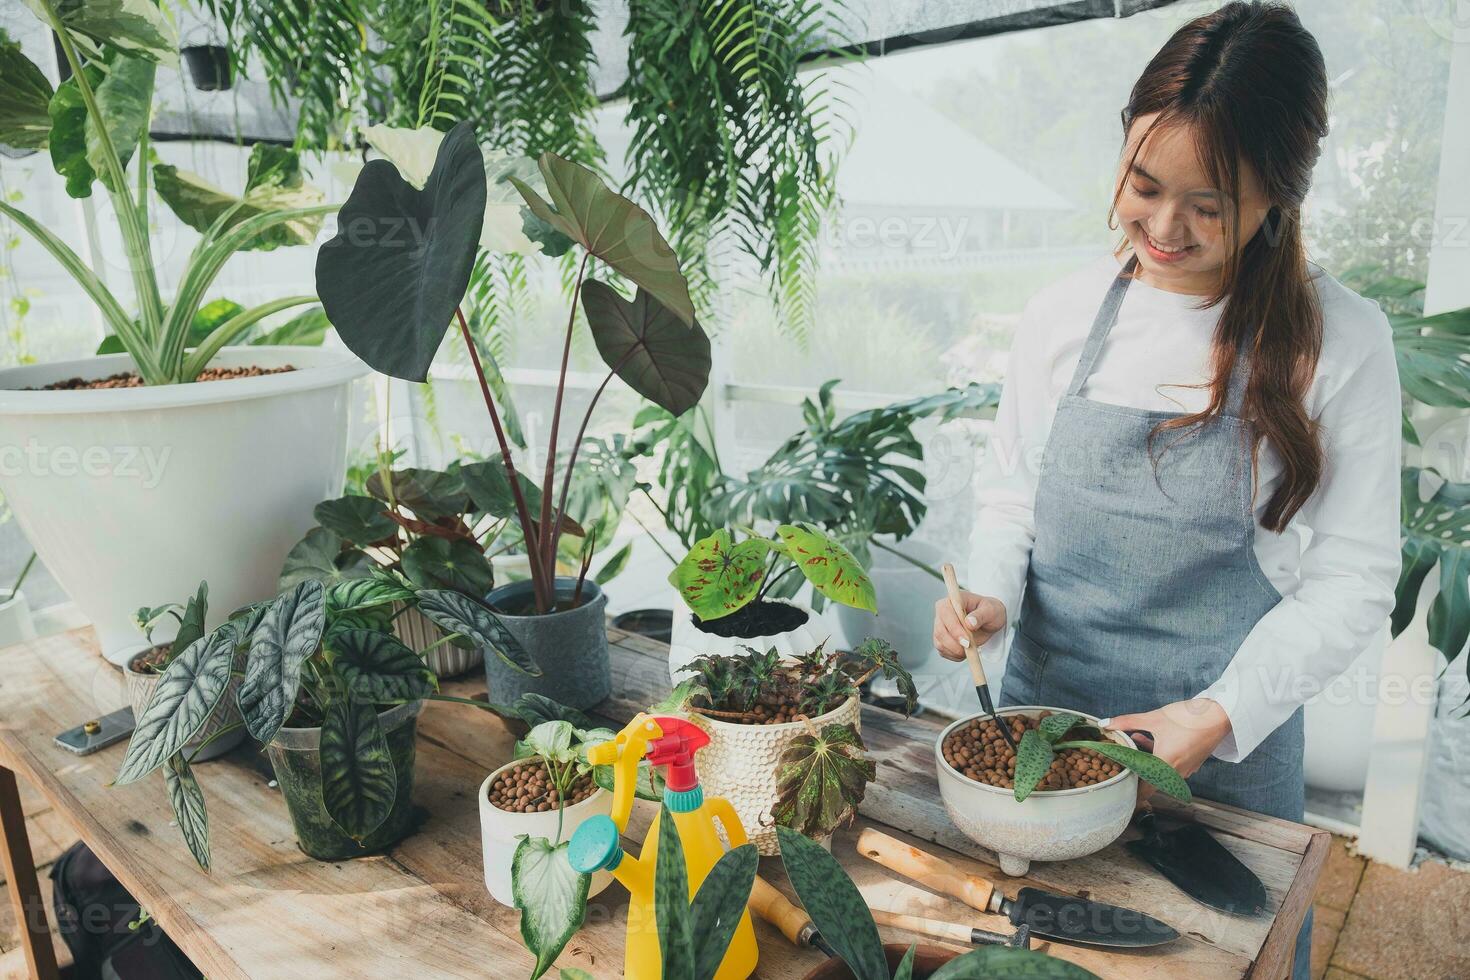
[935,706,1138,877]
[0,347,369,663]
[0,589,36,648]
[391,602,483,679]
[120,643,247,762]
[479,758,615,907]
[668,597,830,684]
[689,694,861,856]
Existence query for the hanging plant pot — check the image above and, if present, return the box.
[121,643,246,763]
[181,45,232,91]
[481,577,610,711]
[668,596,830,682]
[802,944,960,980]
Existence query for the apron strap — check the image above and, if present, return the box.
[1224,348,1252,418]
[1065,254,1138,397]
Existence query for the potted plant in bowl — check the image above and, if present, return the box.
[314,121,710,710]
[667,523,877,679]
[671,637,915,855]
[121,582,245,763]
[935,708,1190,876]
[0,8,366,661]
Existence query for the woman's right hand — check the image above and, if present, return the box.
[933,591,1008,662]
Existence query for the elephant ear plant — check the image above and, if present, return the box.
[0,2,336,384]
[315,120,711,617]
[113,576,525,871]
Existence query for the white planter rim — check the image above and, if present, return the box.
[0,346,369,415]
[694,693,859,735]
[479,757,610,822]
[935,706,1137,799]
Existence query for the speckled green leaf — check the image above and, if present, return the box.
[655,804,696,980]
[771,723,874,840]
[320,694,396,839]
[1038,712,1084,744]
[514,835,590,980]
[777,826,889,980]
[331,629,435,703]
[775,523,876,614]
[415,588,537,676]
[1055,740,1191,802]
[115,626,237,784]
[164,754,211,873]
[928,947,1100,979]
[667,529,771,620]
[1012,730,1054,802]
[893,945,918,980]
[239,580,325,743]
[690,843,758,980]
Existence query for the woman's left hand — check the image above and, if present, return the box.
[1106,699,1232,799]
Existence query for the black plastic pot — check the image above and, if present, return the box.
[182,45,232,91]
[611,607,672,644]
[265,700,422,861]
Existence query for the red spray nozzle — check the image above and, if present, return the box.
[644,716,709,793]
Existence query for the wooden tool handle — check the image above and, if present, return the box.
[857,828,996,913]
[748,875,811,947]
[872,908,974,946]
[941,562,987,687]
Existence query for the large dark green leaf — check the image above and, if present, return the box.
[771,723,875,839]
[510,152,694,328]
[1394,466,1470,664]
[513,835,590,980]
[667,529,771,621]
[239,580,326,743]
[777,826,888,980]
[331,629,435,702]
[689,844,757,980]
[507,693,595,731]
[164,754,211,872]
[1054,740,1190,801]
[115,626,237,784]
[319,693,397,840]
[928,948,1099,979]
[279,527,373,591]
[26,0,178,64]
[415,588,538,676]
[153,144,325,251]
[314,495,398,547]
[459,459,539,520]
[655,805,696,980]
[316,121,486,383]
[0,40,53,151]
[366,467,470,521]
[581,281,711,416]
[401,536,496,596]
[776,523,877,614]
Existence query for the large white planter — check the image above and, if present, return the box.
[0,589,36,648]
[668,597,830,683]
[478,758,614,906]
[0,346,369,663]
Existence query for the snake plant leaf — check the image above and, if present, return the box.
[279,527,374,591]
[776,523,877,614]
[0,40,53,151]
[115,626,237,784]
[320,693,397,839]
[655,804,697,980]
[239,580,326,744]
[415,589,538,676]
[771,723,875,839]
[1012,730,1055,802]
[510,152,695,327]
[401,536,496,596]
[581,281,711,416]
[513,835,590,980]
[894,945,917,980]
[325,576,415,616]
[331,629,435,703]
[1394,466,1470,665]
[25,0,178,64]
[366,467,471,521]
[1038,712,1085,744]
[689,843,758,980]
[164,754,211,873]
[316,121,487,383]
[1054,740,1191,802]
[778,825,890,980]
[928,947,1101,979]
[668,529,772,621]
[153,145,326,251]
[314,495,398,547]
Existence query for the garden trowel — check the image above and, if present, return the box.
[941,563,1015,749]
[1126,809,1269,915]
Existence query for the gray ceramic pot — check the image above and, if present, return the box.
[482,577,610,710]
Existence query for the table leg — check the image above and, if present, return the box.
[0,766,60,980]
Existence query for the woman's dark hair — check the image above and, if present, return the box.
[1111,0,1329,532]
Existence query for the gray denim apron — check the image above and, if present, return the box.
[999,255,1309,978]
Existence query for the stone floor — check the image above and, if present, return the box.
[3,799,1468,978]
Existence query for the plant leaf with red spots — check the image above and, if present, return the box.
[775,523,876,614]
[667,529,771,621]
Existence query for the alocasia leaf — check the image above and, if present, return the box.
[85,53,152,194]
[689,844,758,980]
[509,693,594,731]
[238,580,326,743]
[115,626,237,784]
[667,529,771,621]
[0,40,53,151]
[1012,730,1055,803]
[164,754,211,872]
[775,522,876,614]
[47,64,100,198]
[319,693,397,839]
[513,835,590,980]
[331,629,435,703]
[171,580,210,656]
[314,495,398,547]
[777,826,889,980]
[325,576,415,616]
[415,589,538,676]
[580,281,712,416]
[770,723,875,839]
[1054,740,1191,802]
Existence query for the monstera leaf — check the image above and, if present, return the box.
[316,121,487,383]
[581,281,711,416]
[165,755,211,872]
[314,495,398,547]
[509,152,695,328]
[401,536,496,596]
[115,626,237,784]
[0,41,53,151]
[513,835,590,980]
[279,527,374,590]
[1395,466,1470,665]
[668,530,772,621]
[331,629,435,703]
[153,144,326,251]
[238,580,326,743]
[320,693,397,839]
[770,723,875,839]
[776,523,877,614]
[778,826,889,980]
[415,589,537,676]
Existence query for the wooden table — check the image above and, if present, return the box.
[0,627,1327,978]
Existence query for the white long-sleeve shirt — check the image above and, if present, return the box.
[968,252,1402,763]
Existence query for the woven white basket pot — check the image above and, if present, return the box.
[121,644,246,762]
[689,694,861,856]
[392,602,483,679]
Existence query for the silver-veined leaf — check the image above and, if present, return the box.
[238,580,326,743]
[164,754,211,873]
[115,626,236,784]
[415,588,538,676]
[331,629,435,702]
[319,693,397,840]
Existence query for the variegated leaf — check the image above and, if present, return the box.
[115,626,237,784]
[239,580,325,743]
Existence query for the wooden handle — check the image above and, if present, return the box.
[872,908,974,946]
[941,562,987,687]
[748,875,811,947]
[857,828,995,913]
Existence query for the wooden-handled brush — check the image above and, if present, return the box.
[941,562,1015,749]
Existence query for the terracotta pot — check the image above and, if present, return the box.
[801,943,960,979]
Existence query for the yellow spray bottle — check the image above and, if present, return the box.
[568,713,758,980]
